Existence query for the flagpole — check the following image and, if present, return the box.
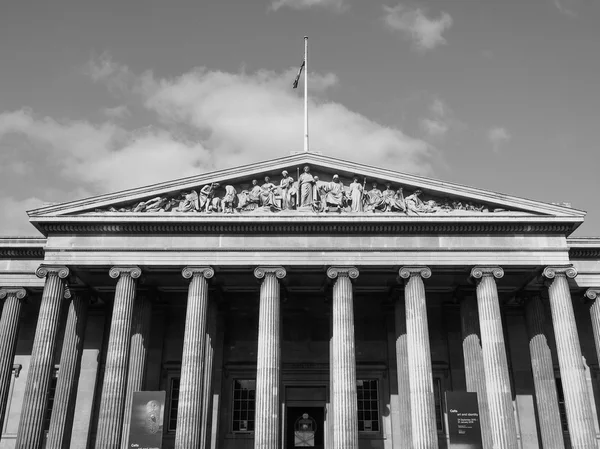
[304,36,309,152]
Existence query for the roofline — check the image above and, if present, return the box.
[27,153,585,218]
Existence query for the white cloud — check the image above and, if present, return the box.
[488,126,511,152]
[103,105,131,119]
[138,66,431,172]
[383,3,453,51]
[270,0,347,12]
[553,0,577,17]
[0,55,434,235]
[420,118,448,137]
[420,98,454,138]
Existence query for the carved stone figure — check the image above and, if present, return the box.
[325,174,345,210]
[348,176,364,213]
[366,183,385,212]
[405,189,438,214]
[178,191,199,212]
[278,170,295,210]
[298,166,315,207]
[248,180,262,205]
[260,176,278,208]
[222,185,237,213]
[380,184,405,212]
[199,183,219,212]
[312,176,326,212]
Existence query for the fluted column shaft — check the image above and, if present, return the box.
[47,290,89,449]
[586,288,600,386]
[174,267,214,449]
[524,295,565,449]
[327,266,359,449]
[400,266,438,449]
[394,296,412,446]
[460,296,493,449]
[253,266,286,449]
[471,266,517,449]
[544,267,596,448]
[94,266,141,449]
[16,266,69,449]
[200,302,217,449]
[0,288,26,430]
[121,295,152,449]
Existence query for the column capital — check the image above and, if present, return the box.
[36,265,69,279]
[542,265,577,279]
[254,266,286,279]
[182,266,214,280]
[0,287,27,301]
[327,266,359,280]
[470,266,504,280]
[109,266,142,279]
[63,285,93,302]
[585,288,600,302]
[399,266,431,280]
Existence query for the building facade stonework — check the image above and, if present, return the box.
[1,152,600,449]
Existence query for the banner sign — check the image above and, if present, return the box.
[127,391,166,449]
[446,391,483,449]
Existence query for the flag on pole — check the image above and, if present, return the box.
[292,60,305,89]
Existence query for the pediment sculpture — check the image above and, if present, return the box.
[95,166,507,215]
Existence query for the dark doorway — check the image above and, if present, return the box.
[286,406,325,449]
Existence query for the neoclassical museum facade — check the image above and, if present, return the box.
[1,152,600,449]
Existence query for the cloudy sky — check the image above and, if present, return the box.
[1,0,599,236]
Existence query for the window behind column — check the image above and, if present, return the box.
[555,377,569,433]
[232,379,256,432]
[43,368,59,431]
[167,375,181,432]
[357,379,380,432]
[433,377,444,433]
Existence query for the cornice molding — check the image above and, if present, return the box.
[31,221,577,236]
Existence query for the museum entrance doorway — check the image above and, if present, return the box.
[284,385,327,449]
[286,407,324,448]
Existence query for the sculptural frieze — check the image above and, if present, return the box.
[94,169,509,215]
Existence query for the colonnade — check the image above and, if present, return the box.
[0,264,598,448]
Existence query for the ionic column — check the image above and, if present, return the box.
[460,295,493,449]
[94,266,141,449]
[15,266,69,449]
[0,288,26,430]
[327,266,359,449]
[524,294,565,449]
[46,288,90,449]
[585,288,600,382]
[174,266,214,449]
[543,266,596,448]
[200,301,217,449]
[399,266,438,449]
[394,295,412,446]
[254,266,286,449]
[121,294,152,449]
[470,266,518,449]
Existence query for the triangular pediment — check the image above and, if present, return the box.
[28,153,585,231]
